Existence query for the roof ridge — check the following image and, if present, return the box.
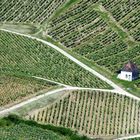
[122,61,139,72]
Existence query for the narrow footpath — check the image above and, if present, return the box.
[1,28,140,102]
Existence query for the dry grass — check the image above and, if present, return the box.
[0,74,55,107]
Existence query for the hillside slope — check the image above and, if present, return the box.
[46,0,140,93]
[0,0,139,93]
[0,30,111,89]
[27,90,140,139]
[0,0,68,24]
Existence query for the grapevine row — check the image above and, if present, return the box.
[28,90,140,138]
[0,0,67,24]
[0,30,111,89]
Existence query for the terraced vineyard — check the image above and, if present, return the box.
[47,0,140,75]
[0,74,56,107]
[48,0,139,43]
[0,0,68,24]
[46,0,140,92]
[0,0,140,139]
[48,0,108,48]
[0,30,110,89]
[101,0,140,41]
[27,90,140,139]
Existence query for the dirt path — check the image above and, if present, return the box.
[0,88,66,116]
[1,29,140,102]
[1,29,140,117]
[32,76,71,87]
[1,86,138,117]
[114,134,140,140]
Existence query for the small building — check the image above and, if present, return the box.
[117,61,139,81]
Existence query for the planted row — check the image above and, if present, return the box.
[0,30,111,89]
[28,90,140,138]
[0,0,67,24]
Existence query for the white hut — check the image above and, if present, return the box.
[117,61,139,81]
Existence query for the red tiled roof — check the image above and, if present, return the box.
[122,61,139,72]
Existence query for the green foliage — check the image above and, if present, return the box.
[47,0,140,94]
[29,90,140,138]
[0,118,12,127]
[129,138,140,140]
[0,30,110,89]
[0,115,91,140]
[0,0,68,24]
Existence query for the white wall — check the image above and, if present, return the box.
[118,71,132,81]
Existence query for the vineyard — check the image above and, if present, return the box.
[27,90,140,139]
[48,0,139,44]
[0,0,140,139]
[0,74,55,107]
[0,30,111,89]
[48,0,109,48]
[0,117,66,140]
[47,0,140,72]
[0,0,68,24]
[47,0,140,90]
[101,0,140,41]
[0,0,139,89]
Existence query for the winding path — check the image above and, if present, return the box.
[1,28,140,101]
[0,87,120,116]
[0,28,140,139]
[32,76,71,87]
